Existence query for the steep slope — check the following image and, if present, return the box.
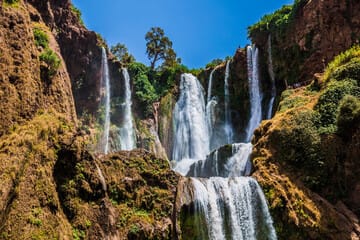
[252,46,360,239]
[249,0,360,87]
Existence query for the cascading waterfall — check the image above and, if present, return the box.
[100,47,111,154]
[191,177,277,240]
[174,71,277,239]
[206,68,217,143]
[245,45,262,142]
[224,60,233,144]
[118,68,136,150]
[267,35,276,119]
[172,73,209,174]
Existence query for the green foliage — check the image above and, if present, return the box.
[205,58,223,69]
[70,4,84,26]
[323,45,360,82]
[145,27,178,69]
[271,110,325,189]
[33,28,49,48]
[315,79,359,133]
[248,5,292,38]
[3,0,19,6]
[337,95,360,138]
[128,62,158,116]
[72,228,85,240]
[39,49,61,78]
[110,43,135,66]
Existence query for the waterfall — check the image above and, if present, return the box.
[224,60,233,144]
[95,163,107,192]
[267,35,276,119]
[118,68,136,150]
[207,68,216,103]
[190,177,277,240]
[174,70,277,240]
[172,73,209,163]
[100,47,111,154]
[245,45,262,142]
[206,68,217,144]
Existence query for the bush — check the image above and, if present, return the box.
[270,110,325,189]
[337,95,360,138]
[33,28,49,48]
[4,0,19,5]
[205,59,223,69]
[39,49,61,78]
[323,45,360,82]
[128,62,158,116]
[315,79,359,133]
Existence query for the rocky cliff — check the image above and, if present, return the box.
[251,45,360,239]
[249,0,360,87]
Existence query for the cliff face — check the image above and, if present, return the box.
[27,0,125,119]
[0,2,76,136]
[250,0,360,87]
[251,45,360,239]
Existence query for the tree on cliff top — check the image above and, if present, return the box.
[110,43,135,66]
[145,27,179,69]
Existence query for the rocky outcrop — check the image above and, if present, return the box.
[199,48,250,142]
[27,0,124,119]
[250,0,360,86]
[0,2,76,136]
[55,143,179,239]
[251,46,360,239]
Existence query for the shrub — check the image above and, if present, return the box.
[205,59,223,69]
[315,79,359,133]
[323,45,360,82]
[128,62,158,116]
[337,95,360,138]
[4,0,19,5]
[33,28,49,48]
[40,49,61,78]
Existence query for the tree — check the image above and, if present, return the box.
[110,43,135,66]
[145,27,178,70]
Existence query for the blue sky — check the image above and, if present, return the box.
[72,0,293,68]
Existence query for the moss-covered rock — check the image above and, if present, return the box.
[251,46,360,239]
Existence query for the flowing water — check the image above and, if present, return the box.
[206,68,217,142]
[118,68,136,150]
[100,47,111,154]
[174,71,277,239]
[172,73,209,162]
[224,60,233,144]
[245,45,262,142]
[267,36,276,119]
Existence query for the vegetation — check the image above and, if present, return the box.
[70,4,84,26]
[33,28,49,48]
[323,45,360,82]
[337,95,360,138]
[248,0,309,38]
[205,58,223,69]
[145,27,180,70]
[3,0,19,6]
[40,49,61,78]
[110,43,135,66]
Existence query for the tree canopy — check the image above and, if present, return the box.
[110,43,135,66]
[145,27,179,69]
